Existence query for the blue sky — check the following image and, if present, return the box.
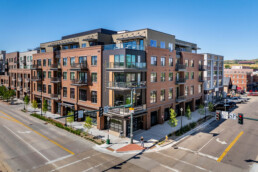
[0,0,257,60]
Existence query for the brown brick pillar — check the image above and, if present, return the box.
[146,111,151,129]
[51,100,55,114]
[97,112,105,130]
[158,107,164,124]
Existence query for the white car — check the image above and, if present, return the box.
[229,97,244,103]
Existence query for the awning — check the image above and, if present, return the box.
[117,35,145,41]
[60,102,75,108]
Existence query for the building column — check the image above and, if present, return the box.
[97,113,105,130]
[51,100,55,114]
[158,107,164,124]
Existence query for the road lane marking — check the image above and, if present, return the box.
[216,138,227,145]
[160,164,180,172]
[0,110,75,155]
[197,137,214,152]
[217,131,244,162]
[178,146,218,161]
[0,116,16,122]
[157,152,209,171]
[46,154,73,165]
[4,125,50,162]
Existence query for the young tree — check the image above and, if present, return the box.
[185,105,192,120]
[0,86,7,99]
[66,111,74,126]
[24,95,30,110]
[198,104,205,115]
[9,89,16,104]
[42,100,48,115]
[84,116,93,134]
[208,102,214,112]
[168,108,178,127]
[32,100,38,112]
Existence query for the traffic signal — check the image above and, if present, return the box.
[238,113,243,124]
[216,111,220,121]
[99,107,103,117]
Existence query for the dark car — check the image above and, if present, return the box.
[221,99,237,108]
[214,103,231,111]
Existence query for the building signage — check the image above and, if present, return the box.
[228,112,237,120]
[78,110,84,118]
[221,111,228,119]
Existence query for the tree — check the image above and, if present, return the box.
[225,64,230,69]
[198,104,205,115]
[0,86,7,99]
[24,95,30,110]
[84,116,93,134]
[42,100,48,115]
[3,91,10,102]
[9,89,16,104]
[185,105,192,120]
[32,100,38,112]
[168,108,178,127]
[66,111,74,125]
[208,102,214,112]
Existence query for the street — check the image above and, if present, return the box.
[0,97,257,171]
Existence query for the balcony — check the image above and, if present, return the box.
[175,64,186,71]
[176,95,186,103]
[198,77,204,82]
[50,63,61,70]
[175,78,186,85]
[12,78,16,81]
[31,76,42,81]
[24,87,30,93]
[107,81,146,90]
[17,86,23,91]
[50,94,61,100]
[71,79,87,86]
[199,65,207,71]
[106,62,147,72]
[30,64,42,70]
[18,77,22,82]
[51,77,61,83]
[25,78,30,83]
[70,63,88,71]
[104,43,144,51]
[107,104,147,117]
[176,51,181,58]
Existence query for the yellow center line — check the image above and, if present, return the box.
[0,116,17,122]
[0,110,75,155]
[217,131,244,162]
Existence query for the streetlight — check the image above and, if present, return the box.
[107,117,110,144]
[130,88,136,144]
[180,107,183,133]
[204,100,208,121]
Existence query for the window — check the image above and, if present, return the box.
[70,72,75,80]
[150,40,157,47]
[70,57,75,65]
[190,60,194,67]
[43,59,46,66]
[160,89,165,101]
[161,72,165,82]
[185,72,189,80]
[168,43,173,52]
[185,86,189,96]
[151,56,157,66]
[160,41,165,48]
[63,58,67,66]
[43,71,46,79]
[91,56,97,65]
[168,88,173,99]
[79,89,87,101]
[191,72,194,79]
[161,57,166,66]
[190,86,194,95]
[151,73,157,82]
[48,85,51,94]
[185,60,189,67]
[70,88,75,99]
[198,84,202,93]
[82,43,86,48]
[91,73,97,82]
[43,84,46,93]
[63,72,67,80]
[63,87,67,97]
[48,59,51,66]
[169,72,173,81]
[48,71,51,78]
[150,91,157,103]
[79,56,87,63]
[169,57,173,66]
[41,49,46,53]
[91,91,97,103]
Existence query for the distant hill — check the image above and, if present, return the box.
[224,59,258,64]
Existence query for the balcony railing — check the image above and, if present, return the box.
[70,62,88,70]
[51,77,61,83]
[12,78,16,81]
[198,77,204,82]
[176,95,186,103]
[175,78,186,84]
[25,78,30,82]
[18,77,22,82]
[31,76,42,81]
[104,43,145,51]
[107,81,146,89]
[71,79,87,86]
[176,64,186,71]
[107,104,147,117]
[17,86,23,91]
[50,94,61,100]
[30,64,42,70]
[199,65,207,71]
[50,63,61,70]
[106,62,146,70]
[24,87,30,93]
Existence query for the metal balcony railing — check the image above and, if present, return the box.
[175,78,186,84]
[71,79,87,86]
[198,77,204,82]
[17,86,23,91]
[176,64,186,71]
[31,76,41,81]
[176,95,186,103]
[198,65,207,71]
[104,43,145,51]
[50,94,61,100]
[51,77,61,83]
[108,104,147,117]
[107,81,146,89]
[25,78,30,82]
[30,64,42,70]
[50,63,61,70]
[107,62,146,70]
[18,77,22,82]
[70,62,88,70]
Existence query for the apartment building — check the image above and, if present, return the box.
[203,53,224,102]
[0,51,6,74]
[103,29,204,136]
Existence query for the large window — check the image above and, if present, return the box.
[168,43,173,52]
[91,73,97,82]
[114,54,125,67]
[151,72,157,82]
[79,72,87,81]
[48,59,51,66]
[43,59,46,66]
[70,72,75,80]
[191,72,194,79]
[160,89,165,101]
[150,40,157,47]
[169,57,173,66]
[43,71,46,79]
[185,72,189,80]
[168,88,173,99]
[70,88,75,99]
[161,72,165,82]
[48,71,51,78]
[198,84,202,93]
[160,41,165,48]
[79,89,87,101]
[91,91,97,103]
[91,56,97,66]
[79,56,87,63]
[190,60,194,67]
[63,72,67,80]
[126,54,136,68]
[169,72,173,81]
[150,91,157,103]
[185,86,189,96]
[43,84,46,93]
[190,86,194,95]
[161,57,166,66]
[63,58,67,66]
[63,87,67,97]
[70,57,75,65]
[81,43,86,48]
[48,85,51,94]
[185,60,189,67]
[151,56,157,66]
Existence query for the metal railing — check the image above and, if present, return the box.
[176,64,186,71]
[176,95,186,102]
[17,86,23,91]
[50,94,61,100]
[25,78,30,82]
[30,64,42,70]
[104,43,145,51]
[198,77,204,82]
[108,104,146,116]
[50,63,61,69]
[24,87,30,92]
[18,77,22,82]
[108,81,146,89]
[175,78,186,84]
[71,79,87,85]
[51,77,61,82]
[70,62,88,70]
[107,62,146,69]
[199,65,207,71]
[31,76,41,81]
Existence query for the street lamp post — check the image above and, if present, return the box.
[130,89,136,144]
[107,117,110,144]
[204,100,207,121]
[180,107,183,133]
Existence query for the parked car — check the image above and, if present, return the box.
[221,99,236,108]
[229,97,244,103]
[236,96,249,102]
[214,103,231,111]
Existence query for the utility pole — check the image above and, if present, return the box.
[130,89,135,144]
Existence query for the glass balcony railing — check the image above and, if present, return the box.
[107,81,146,89]
[104,43,145,51]
[107,62,146,69]
[108,104,147,117]
[71,79,87,86]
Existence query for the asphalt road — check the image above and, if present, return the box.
[0,97,257,172]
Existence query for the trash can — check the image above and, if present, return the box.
[106,139,110,144]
